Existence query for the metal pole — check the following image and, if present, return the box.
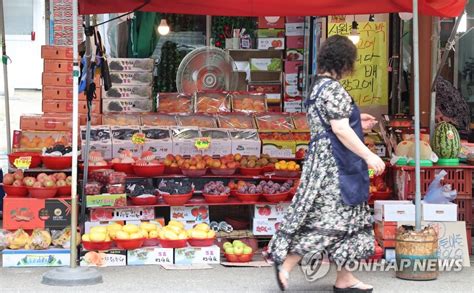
[413,0,422,231]
[397,20,404,113]
[0,1,12,154]
[206,15,211,46]
[429,17,439,141]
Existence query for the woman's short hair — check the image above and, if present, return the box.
[317,35,357,79]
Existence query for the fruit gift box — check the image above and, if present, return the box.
[170,127,202,156]
[292,131,310,159]
[157,93,193,114]
[111,126,142,158]
[195,92,231,114]
[231,92,267,113]
[229,129,262,157]
[13,130,71,152]
[199,128,232,156]
[102,114,141,126]
[102,98,153,114]
[259,132,296,158]
[291,113,309,131]
[255,113,294,131]
[177,114,218,128]
[140,127,173,159]
[217,113,257,129]
[104,85,152,100]
[80,126,113,160]
[141,114,177,127]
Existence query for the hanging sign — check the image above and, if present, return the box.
[131,133,146,145]
[13,156,32,170]
[195,137,211,150]
[328,21,388,107]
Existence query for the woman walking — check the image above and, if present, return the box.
[269,35,385,292]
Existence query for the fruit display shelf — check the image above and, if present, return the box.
[125,173,300,181]
[8,167,72,173]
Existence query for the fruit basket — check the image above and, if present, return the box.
[8,152,42,168]
[114,238,145,250]
[27,186,58,199]
[224,253,254,263]
[112,162,135,175]
[263,192,289,203]
[2,184,28,197]
[143,238,160,247]
[181,168,207,177]
[239,167,263,176]
[82,241,113,251]
[42,156,72,170]
[188,238,215,247]
[159,238,187,248]
[262,165,275,173]
[162,192,193,206]
[235,192,261,203]
[203,193,229,204]
[57,185,71,197]
[273,170,301,178]
[209,168,237,176]
[132,164,165,177]
[130,195,158,205]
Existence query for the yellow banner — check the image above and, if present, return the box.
[328,21,388,106]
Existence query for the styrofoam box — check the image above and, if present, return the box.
[374,200,415,222]
[253,203,290,219]
[252,217,282,236]
[127,247,174,265]
[229,129,262,157]
[2,249,70,267]
[200,128,232,157]
[80,249,127,267]
[174,245,220,265]
[422,201,458,222]
[170,205,210,222]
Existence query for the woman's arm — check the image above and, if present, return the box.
[330,118,385,175]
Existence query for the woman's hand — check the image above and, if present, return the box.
[365,153,385,176]
[361,113,377,131]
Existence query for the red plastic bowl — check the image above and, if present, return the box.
[130,196,158,205]
[27,187,58,198]
[2,184,28,197]
[210,168,237,176]
[181,168,207,177]
[224,253,254,263]
[230,189,238,197]
[8,152,42,168]
[143,238,160,247]
[165,166,182,175]
[239,167,263,176]
[263,192,289,203]
[162,192,193,206]
[42,156,72,170]
[188,238,215,247]
[159,238,187,248]
[203,193,229,204]
[262,165,275,173]
[57,185,71,197]
[80,163,113,175]
[273,170,301,178]
[112,163,135,175]
[115,238,145,250]
[133,164,165,177]
[82,241,113,251]
[235,192,261,203]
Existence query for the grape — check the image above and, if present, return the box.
[286,180,294,186]
[280,186,287,192]
[267,180,274,187]
[273,183,280,190]
[238,186,247,193]
[256,186,263,193]
[249,187,257,194]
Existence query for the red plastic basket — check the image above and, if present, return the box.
[262,165,275,173]
[162,192,193,206]
[57,185,71,197]
[165,166,182,175]
[263,192,289,203]
[454,198,472,226]
[224,253,254,263]
[133,164,165,177]
[188,238,215,247]
[130,196,158,205]
[115,238,145,250]
[159,238,187,248]
[27,187,58,198]
[239,167,262,176]
[181,168,207,177]
[143,238,160,247]
[42,156,72,170]
[82,241,113,251]
[2,184,28,197]
[112,163,135,175]
[8,152,42,168]
[273,170,301,178]
[203,193,229,203]
[210,168,237,176]
[235,192,261,203]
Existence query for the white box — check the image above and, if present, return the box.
[252,217,282,236]
[284,73,299,86]
[285,23,305,36]
[250,58,283,72]
[374,200,415,222]
[257,38,285,50]
[2,249,70,267]
[141,126,173,159]
[104,85,152,99]
[229,129,261,157]
[170,205,210,222]
[89,206,156,222]
[200,128,232,157]
[174,245,220,264]
[110,71,153,86]
[103,98,153,114]
[80,250,127,267]
[127,247,174,265]
[253,203,290,219]
[81,125,113,160]
[422,201,458,222]
[170,127,202,156]
[284,100,303,113]
[285,85,302,97]
[111,125,141,158]
[108,58,154,72]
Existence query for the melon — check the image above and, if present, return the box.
[432,122,461,159]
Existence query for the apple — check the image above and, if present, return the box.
[13,179,23,187]
[54,172,67,181]
[32,181,43,188]
[3,173,14,185]
[48,175,57,183]
[43,179,56,188]
[37,173,48,182]
[225,247,234,255]
[233,245,244,255]
[243,246,253,255]
[223,242,233,250]
[66,176,72,186]
[23,176,36,187]
[233,240,244,247]
[13,170,24,181]
[56,179,67,187]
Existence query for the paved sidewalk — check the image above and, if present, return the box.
[0,263,473,292]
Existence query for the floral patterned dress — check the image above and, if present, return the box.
[269,77,374,265]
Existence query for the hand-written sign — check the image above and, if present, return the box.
[13,156,32,170]
[328,22,388,106]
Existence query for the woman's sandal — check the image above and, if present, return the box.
[333,281,373,292]
[274,264,290,291]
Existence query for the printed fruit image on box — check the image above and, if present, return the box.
[157,93,193,114]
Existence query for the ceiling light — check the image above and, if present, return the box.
[348,18,360,45]
[158,19,170,35]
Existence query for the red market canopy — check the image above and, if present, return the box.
[79,0,466,17]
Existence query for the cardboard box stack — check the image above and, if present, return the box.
[252,203,290,236]
[284,17,305,113]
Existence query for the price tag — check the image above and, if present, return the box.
[195,137,211,150]
[13,156,32,170]
[132,133,146,145]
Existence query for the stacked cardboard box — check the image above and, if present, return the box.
[284,17,305,113]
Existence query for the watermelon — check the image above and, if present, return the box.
[431,122,461,158]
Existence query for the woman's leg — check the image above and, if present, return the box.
[335,267,372,289]
[278,254,302,288]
